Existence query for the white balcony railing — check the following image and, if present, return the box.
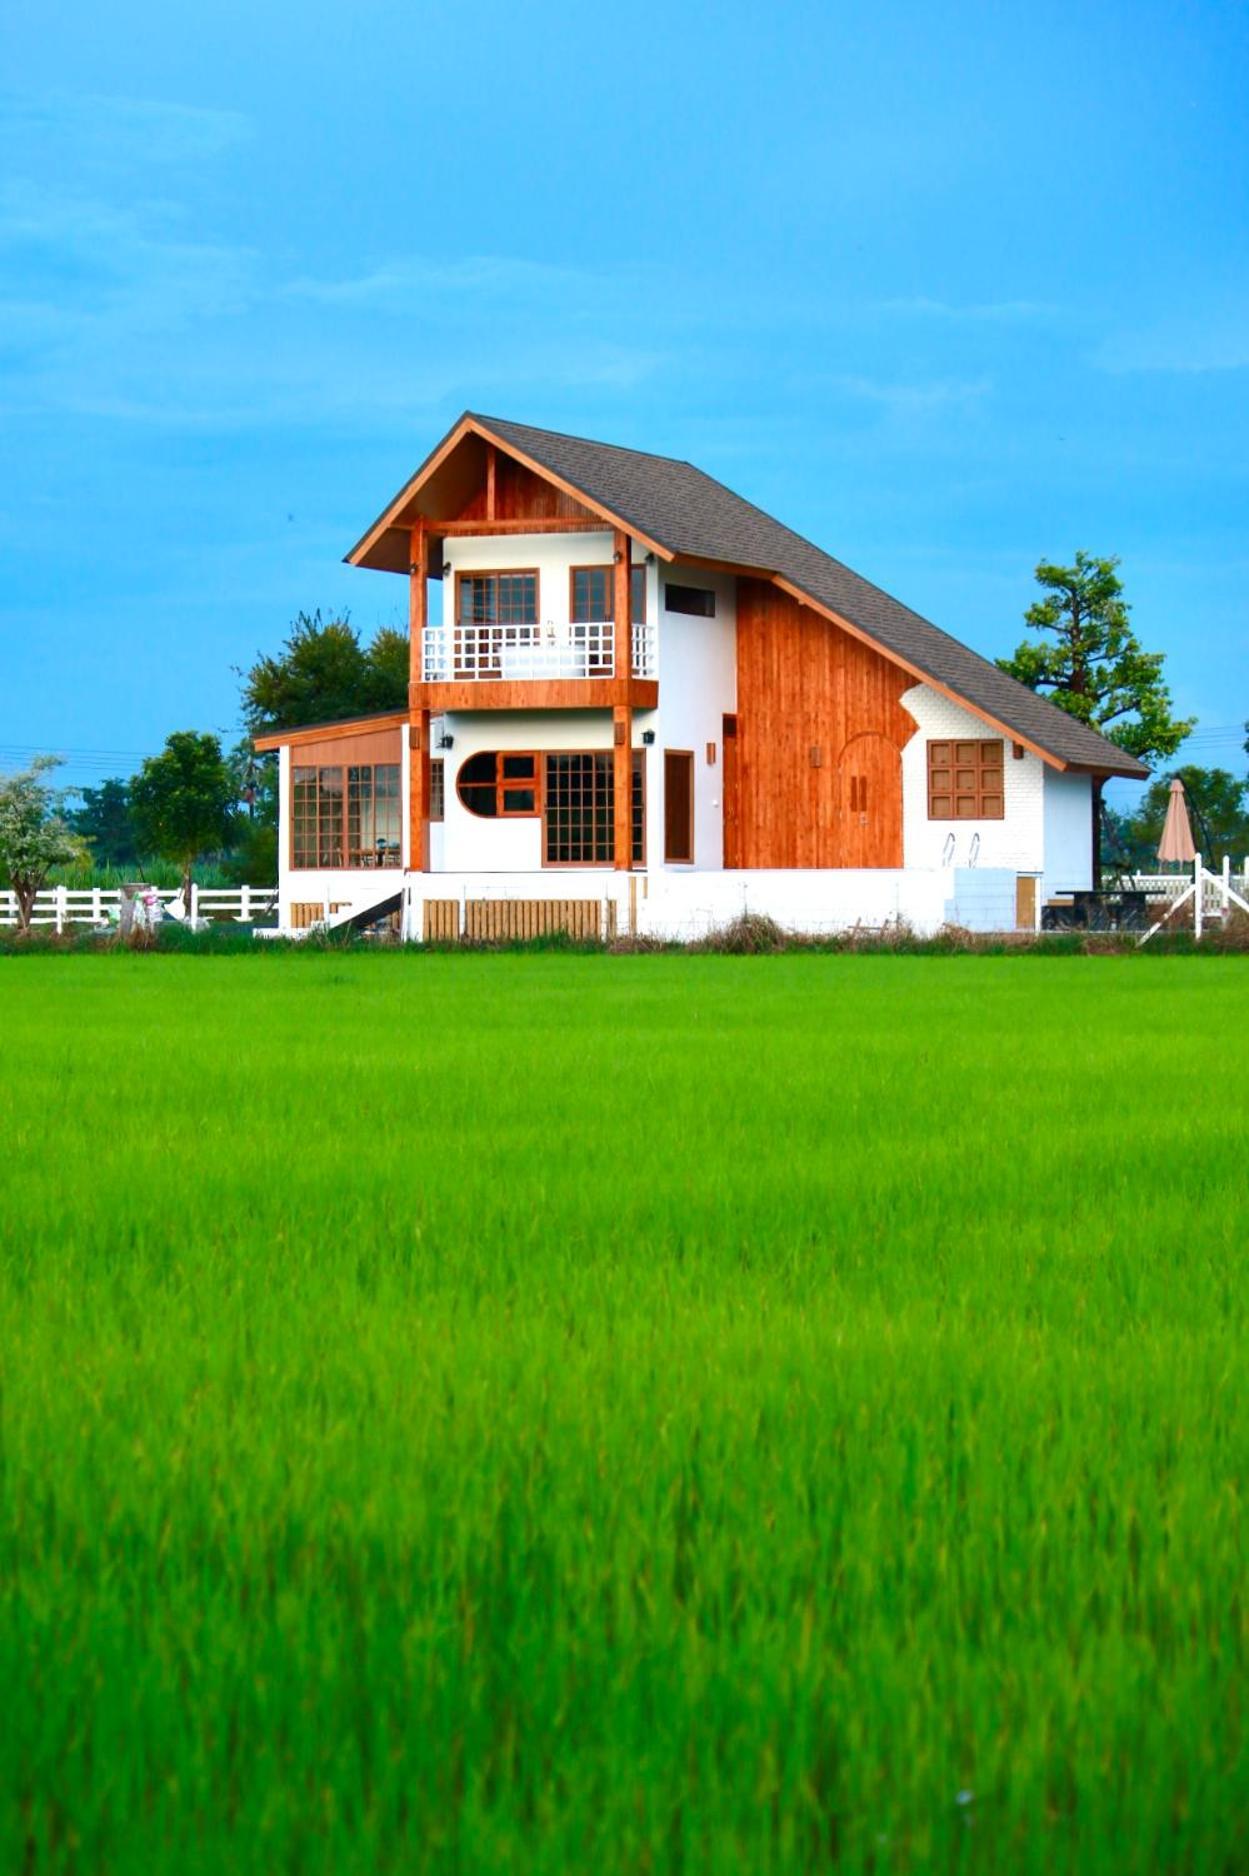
[423,620,657,683]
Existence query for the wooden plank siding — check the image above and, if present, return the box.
[454,455,599,525]
[729,578,916,868]
[422,899,616,943]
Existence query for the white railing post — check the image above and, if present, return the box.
[1222,854,1230,915]
[55,885,67,935]
[92,887,102,925]
[241,883,251,922]
[189,881,199,925]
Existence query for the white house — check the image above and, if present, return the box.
[256,413,1147,940]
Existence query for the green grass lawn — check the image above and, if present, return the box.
[1,951,1246,1873]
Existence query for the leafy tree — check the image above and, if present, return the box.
[0,756,90,931]
[130,732,237,913]
[70,777,139,868]
[998,553,1194,765]
[241,610,408,733]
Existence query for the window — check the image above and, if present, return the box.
[664,582,716,617]
[927,740,1005,820]
[430,758,445,822]
[457,571,539,626]
[664,750,694,862]
[543,751,645,866]
[570,565,648,623]
[292,764,400,868]
[456,751,539,818]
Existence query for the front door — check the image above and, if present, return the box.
[837,732,903,867]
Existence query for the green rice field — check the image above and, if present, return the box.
[2,951,1246,1873]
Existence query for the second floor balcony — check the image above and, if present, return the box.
[423,619,658,685]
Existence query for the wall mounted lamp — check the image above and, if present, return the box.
[641,729,656,745]
[437,732,455,751]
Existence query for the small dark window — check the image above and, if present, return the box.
[430,759,445,822]
[664,582,716,617]
[571,565,648,622]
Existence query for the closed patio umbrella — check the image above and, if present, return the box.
[1157,777,1196,865]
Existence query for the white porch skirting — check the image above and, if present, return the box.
[274,867,1026,940]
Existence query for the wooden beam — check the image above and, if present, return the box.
[408,520,426,710]
[409,712,431,873]
[410,678,658,715]
[485,444,496,521]
[433,517,610,537]
[613,704,632,871]
[409,523,430,872]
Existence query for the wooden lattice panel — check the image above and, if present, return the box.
[421,898,616,943]
[289,901,348,930]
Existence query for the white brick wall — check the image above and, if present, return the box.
[901,684,1046,872]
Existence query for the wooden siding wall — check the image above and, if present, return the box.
[285,727,403,768]
[423,899,616,943]
[457,457,598,523]
[730,579,916,868]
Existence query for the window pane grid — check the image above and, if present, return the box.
[927,739,1005,820]
[292,763,400,867]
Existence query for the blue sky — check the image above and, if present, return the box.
[2,0,1246,796]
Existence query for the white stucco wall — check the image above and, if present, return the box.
[900,684,1046,872]
[1042,769,1094,896]
[437,709,613,872]
[648,565,738,870]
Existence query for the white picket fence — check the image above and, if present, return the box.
[0,884,277,931]
[1138,856,1249,945]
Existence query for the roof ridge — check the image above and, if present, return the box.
[471,412,696,474]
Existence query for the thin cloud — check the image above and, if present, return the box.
[1093,311,1249,375]
[0,91,252,164]
[826,373,992,415]
[878,296,1054,322]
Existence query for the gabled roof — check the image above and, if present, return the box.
[349,411,1150,778]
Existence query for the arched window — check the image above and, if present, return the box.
[456,752,539,818]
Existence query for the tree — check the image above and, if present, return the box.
[223,737,279,886]
[241,610,408,733]
[0,757,90,932]
[998,553,1193,765]
[130,732,236,913]
[70,777,139,868]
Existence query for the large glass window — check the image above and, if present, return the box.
[458,571,539,625]
[570,566,647,623]
[543,752,644,866]
[292,763,400,867]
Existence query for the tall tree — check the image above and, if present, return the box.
[130,732,236,914]
[241,610,408,733]
[998,553,1194,879]
[998,553,1193,764]
[0,757,90,932]
[70,777,139,868]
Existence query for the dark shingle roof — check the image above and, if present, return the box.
[473,413,1148,777]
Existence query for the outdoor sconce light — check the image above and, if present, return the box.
[641,730,656,745]
[442,560,452,576]
[437,732,454,750]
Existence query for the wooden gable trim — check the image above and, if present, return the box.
[253,711,408,753]
[345,415,675,570]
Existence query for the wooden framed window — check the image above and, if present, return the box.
[543,751,644,867]
[664,582,716,617]
[664,750,694,863]
[456,570,539,626]
[570,565,648,623]
[430,759,445,822]
[927,740,1005,820]
[456,751,540,818]
[292,764,401,868]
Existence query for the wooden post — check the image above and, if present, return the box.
[409,521,430,873]
[613,529,633,870]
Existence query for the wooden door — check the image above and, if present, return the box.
[837,733,903,868]
[722,715,739,867]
